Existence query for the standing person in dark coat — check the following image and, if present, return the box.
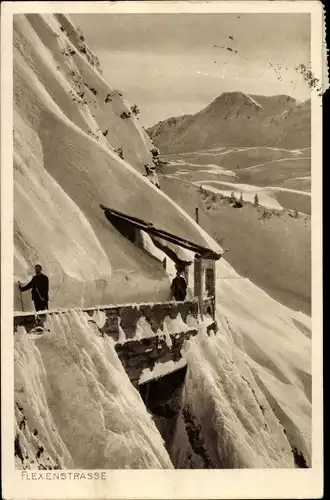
[19,264,49,311]
[171,270,187,302]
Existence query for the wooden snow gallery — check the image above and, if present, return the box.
[14,205,222,385]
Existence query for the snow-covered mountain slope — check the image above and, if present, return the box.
[13,14,311,471]
[15,310,173,469]
[147,92,311,153]
[14,14,220,311]
[167,259,311,469]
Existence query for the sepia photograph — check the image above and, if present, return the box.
[1,1,323,499]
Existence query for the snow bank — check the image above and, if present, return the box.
[134,316,155,340]
[169,257,311,468]
[130,311,193,345]
[152,236,195,264]
[15,310,173,469]
[163,313,190,335]
[14,261,311,470]
[170,326,295,468]
[218,256,312,465]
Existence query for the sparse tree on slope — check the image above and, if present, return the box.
[150,147,160,158]
[130,104,140,116]
[120,111,131,120]
[254,193,259,207]
[114,147,124,159]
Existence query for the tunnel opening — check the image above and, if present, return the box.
[138,365,187,453]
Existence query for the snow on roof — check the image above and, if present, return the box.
[101,205,221,260]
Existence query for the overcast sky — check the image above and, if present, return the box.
[72,14,311,127]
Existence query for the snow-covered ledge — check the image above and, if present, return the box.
[14,299,217,384]
[14,297,216,337]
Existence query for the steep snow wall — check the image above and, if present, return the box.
[169,259,311,468]
[14,258,311,470]
[170,331,295,468]
[15,310,173,469]
[14,14,220,311]
[14,261,311,470]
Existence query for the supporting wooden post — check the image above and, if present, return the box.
[194,255,204,318]
[183,265,189,285]
[205,260,216,319]
[195,207,199,224]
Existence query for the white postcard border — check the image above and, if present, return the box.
[1,2,324,499]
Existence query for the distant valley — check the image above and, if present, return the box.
[148,92,311,214]
[148,92,311,314]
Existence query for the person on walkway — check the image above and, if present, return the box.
[171,270,187,302]
[19,265,49,311]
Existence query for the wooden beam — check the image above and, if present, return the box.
[100,205,221,260]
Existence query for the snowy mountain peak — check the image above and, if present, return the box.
[147,92,310,153]
[204,91,263,113]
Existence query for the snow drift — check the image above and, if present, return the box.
[14,13,220,311]
[15,310,173,469]
[169,260,311,468]
[171,329,295,468]
[15,261,311,469]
